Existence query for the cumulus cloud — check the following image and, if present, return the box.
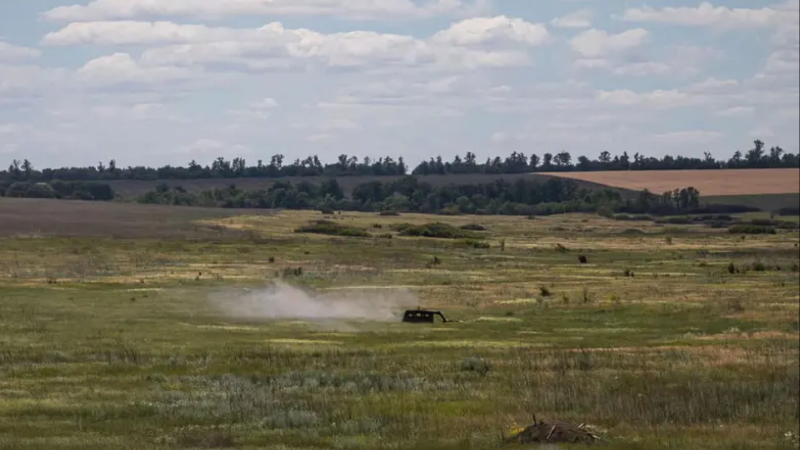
[176,138,250,156]
[77,53,196,87]
[551,9,593,29]
[569,28,649,58]
[650,130,723,144]
[0,41,41,61]
[621,1,796,30]
[50,18,548,73]
[431,15,551,46]
[42,0,482,22]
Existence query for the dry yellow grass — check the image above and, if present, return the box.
[541,168,800,196]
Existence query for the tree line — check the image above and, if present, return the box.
[134,177,728,217]
[412,140,798,175]
[2,140,796,183]
[2,154,408,182]
[1,171,753,217]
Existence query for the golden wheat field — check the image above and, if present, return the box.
[542,168,800,196]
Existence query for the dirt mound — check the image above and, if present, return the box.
[506,418,601,445]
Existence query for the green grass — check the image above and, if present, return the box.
[0,210,798,449]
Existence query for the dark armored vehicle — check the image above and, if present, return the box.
[402,309,450,324]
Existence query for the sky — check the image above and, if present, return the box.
[0,0,798,169]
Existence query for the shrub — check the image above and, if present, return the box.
[318,208,335,215]
[596,207,615,219]
[460,223,487,231]
[727,298,746,313]
[728,225,777,235]
[25,183,57,199]
[174,427,235,449]
[460,357,491,376]
[777,207,800,216]
[461,239,491,249]
[582,287,592,304]
[656,217,693,225]
[283,267,303,277]
[751,261,767,272]
[378,233,393,239]
[397,222,477,239]
[555,243,568,253]
[379,211,400,216]
[295,220,369,237]
[614,214,651,221]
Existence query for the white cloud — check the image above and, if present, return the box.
[225,98,280,121]
[569,28,649,58]
[575,59,671,77]
[432,15,551,47]
[551,9,593,29]
[77,53,196,87]
[715,106,755,117]
[43,20,250,46]
[650,130,723,144]
[55,19,545,73]
[43,0,481,22]
[595,89,699,109]
[690,77,739,91]
[90,102,187,122]
[612,62,671,76]
[621,1,795,30]
[0,41,41,61]
[176,138,250,156]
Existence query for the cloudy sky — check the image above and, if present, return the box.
[0,0,797,168]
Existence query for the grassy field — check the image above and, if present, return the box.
[703,193,800,213]
[0,200,798,449]
[543,169,800,197]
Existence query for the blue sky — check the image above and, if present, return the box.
[0,0,797,168]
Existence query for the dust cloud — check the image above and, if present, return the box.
[208,281,419,323]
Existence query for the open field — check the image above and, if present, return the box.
[0,198,274,239]
[543,169,800,196]
[0,202,798,449]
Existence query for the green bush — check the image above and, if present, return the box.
[396,222,477,239]
[728,225,777,235]
[460,223,487,231]
[460,239,491,249]
[656,217,693,225]
[295,220,369,237]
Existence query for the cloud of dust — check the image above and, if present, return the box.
[208,281,419,323]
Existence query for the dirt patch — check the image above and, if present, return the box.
[506,419,602,445]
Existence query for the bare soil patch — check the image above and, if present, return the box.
[0,198,272,238]
[541,169,799,196]
[506,419,602,445]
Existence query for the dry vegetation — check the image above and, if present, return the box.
[543,168,800,196]
[0,203,798,449]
